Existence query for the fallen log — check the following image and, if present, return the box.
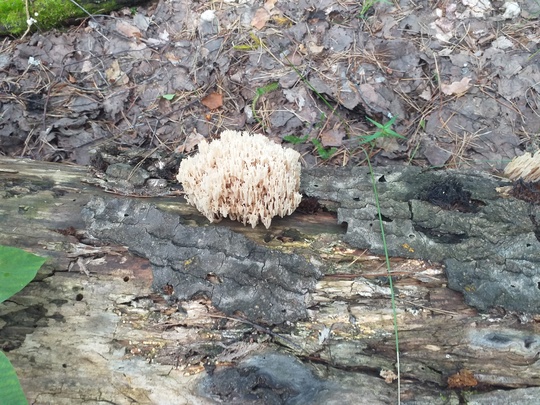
[1,156,539,404]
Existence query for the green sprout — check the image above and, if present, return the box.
[312,139,337,159]
[283,135,308,145]
[358,116,406,146]
[283,135,337,160]
[358,0,391,19]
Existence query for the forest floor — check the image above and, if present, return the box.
[1,0,539,187]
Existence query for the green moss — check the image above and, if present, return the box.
[0,0,133,36]
[0,0,27,35]
[32,0,82,32]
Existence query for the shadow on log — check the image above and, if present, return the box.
[1,157,540,404]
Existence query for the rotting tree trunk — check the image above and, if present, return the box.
[1,156,540,404]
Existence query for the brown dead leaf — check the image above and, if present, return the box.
[251,8,271,30]
[376,137,401,154]
[251,0,280,29]
[201,92,223,110]
[320,128,344,147]
[419,87,432,101]
[105,60,129,85]
[165,52,181,66]
[106,60,121,81]
[116,20,142,39]
[441,77,472,96]
[176,131,206,154]
[307,41,324,54]
[358,83,391,111]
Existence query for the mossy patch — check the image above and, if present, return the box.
[0,0,144,36]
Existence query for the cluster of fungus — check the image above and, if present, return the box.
[504,151,540,182]
[503,151,540,203]
[177,130,302,229]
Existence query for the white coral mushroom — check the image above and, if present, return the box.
[504,151,540,182]
[177,130,302,228]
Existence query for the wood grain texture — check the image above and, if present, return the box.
[1,157,539,404]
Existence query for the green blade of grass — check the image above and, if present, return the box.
[357,133,382,145]
[363,150,401,403]
[366,117,387,129]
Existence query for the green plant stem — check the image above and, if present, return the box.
[285,51,402,400]
[251,82,279,128]
[364,149,401,403]
[284,57,342,121]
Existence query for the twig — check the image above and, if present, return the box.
[208,314,304,351]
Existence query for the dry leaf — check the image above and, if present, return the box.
[376,137,401,154]
[80,60,93,73]
[105,60,128,85]
[165,52,181,66]
[419,88,432,101]
[359,83,391,111]
[106,60,121,81]
[251,8,271,29]
[264,0,277,9]
[320,129,344,147]
[176,131,206,153]
[441,77,472,96]
[307,41,324,54]
[201,92,223,110]
[116,20,142,39]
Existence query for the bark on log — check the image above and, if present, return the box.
[1,156,540,405]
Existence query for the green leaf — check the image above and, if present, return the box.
[283,135,308,145]
[0,351,28,405]
[366,117,386,129]
[387,129,406,139]
[385,116,397,127]
[362,116,406,144]
[312,139,337,159]
[357,133,381,145]
[0,246,45,304]
[162,94,175,101]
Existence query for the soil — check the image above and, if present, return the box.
[1,0,539,183]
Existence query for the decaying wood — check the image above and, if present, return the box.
[1,156,540,404]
